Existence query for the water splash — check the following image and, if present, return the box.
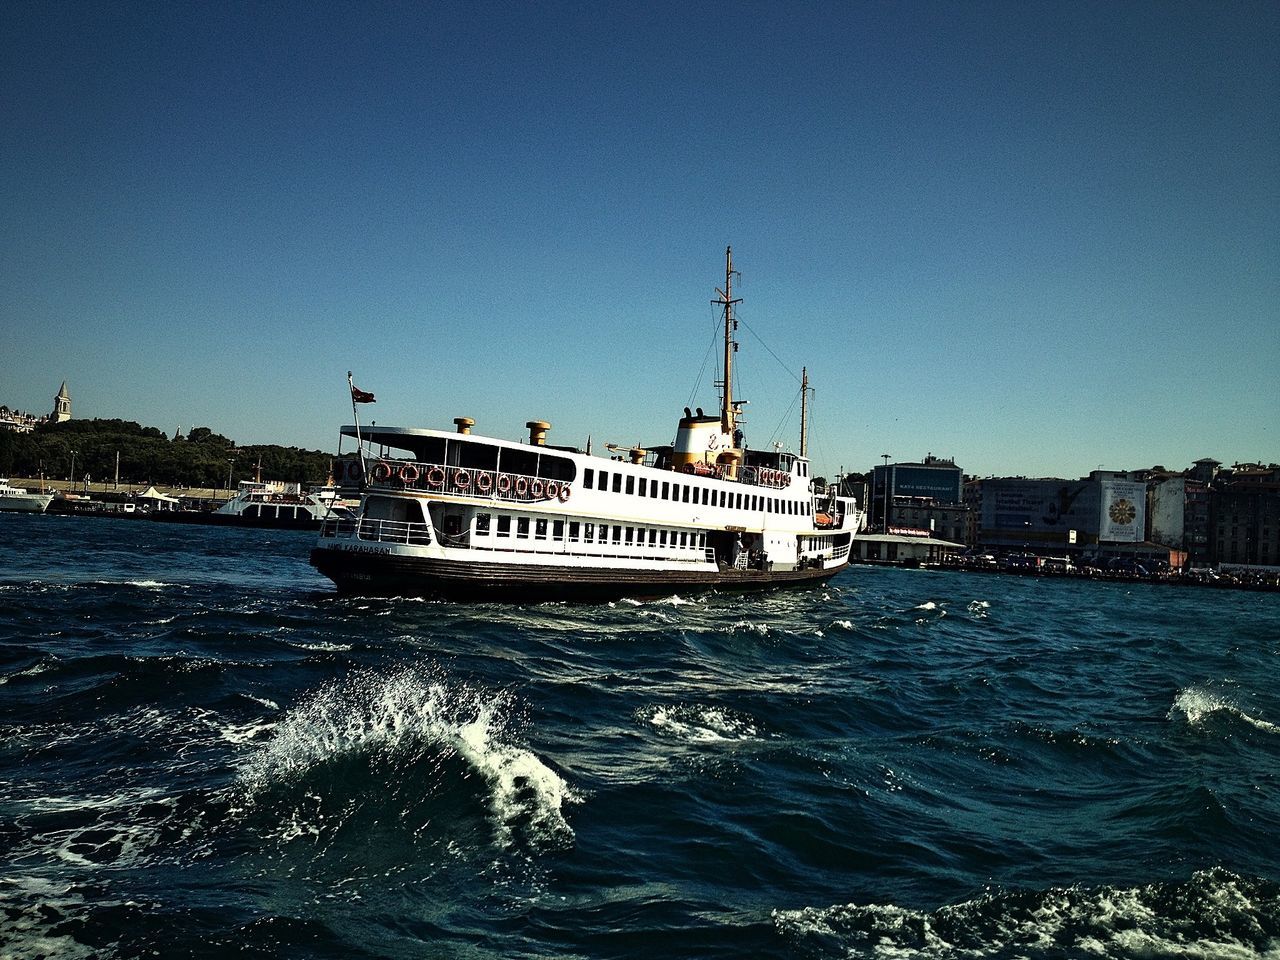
[1170,687,1279,735]
[237,665,577,848]
[640,703,762,743]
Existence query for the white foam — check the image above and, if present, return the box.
[774,869,1280,959]
[1171,687,1279,735]
[642,704,761,743]
[0,877,107,960]
[238,666,577,848]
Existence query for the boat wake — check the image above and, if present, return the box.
[774,867,1280,959]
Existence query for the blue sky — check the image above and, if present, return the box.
[2,1,1276,480]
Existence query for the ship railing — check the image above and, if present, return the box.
[832,542,850,561]
[364,460,570,504]
[317,516,431,545]
[358,517,432,545]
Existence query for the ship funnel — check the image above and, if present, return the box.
[454,417,475,435]
[526,420,550,446]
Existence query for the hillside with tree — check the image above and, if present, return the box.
[0,420,336,488]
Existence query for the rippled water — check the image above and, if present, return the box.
[3,513,1278,959]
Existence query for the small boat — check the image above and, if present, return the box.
[0,479,55,514]
[155,480,356,530]
[310,248,865,601]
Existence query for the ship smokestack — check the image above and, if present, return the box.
[454,417,474,435]
[526,420,550,446]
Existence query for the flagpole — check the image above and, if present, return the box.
[348,371,367,484]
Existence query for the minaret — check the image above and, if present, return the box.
[51,381,71,423]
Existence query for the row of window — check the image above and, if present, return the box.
[474,512,707,552]
[582,466,809,517]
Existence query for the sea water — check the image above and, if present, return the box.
[2,513,1278,959]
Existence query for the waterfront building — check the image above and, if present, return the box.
[1210,464,1280,569]
[869,455,963,532]
[971,470,1148,556]
[1147,472,1211,565]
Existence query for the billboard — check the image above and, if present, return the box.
[1098,480,1146,542]
[890,465,962,504]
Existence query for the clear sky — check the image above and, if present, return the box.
[2,1,1276,480]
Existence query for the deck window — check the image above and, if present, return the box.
[679,532,688,547]
[584,468,594,488]
[662,481,670,499]
[648,529,657,546]
[612,525,622,543]
[660,530,668,546]
[682,486,690,503]
[535,519,548,540]
[476,513,491,535]
[496,515,511,536]
[638,478,647,497]
[612,474,622,494]
[584,522,595,541]
[625,476,635,496]
[517,517,530,539]
[702,489,709,505]
[597,471,608,491]
[568,521,580,542]
[625,526,634,544]
[553,520,564,540]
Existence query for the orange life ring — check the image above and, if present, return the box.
[557,484,571,502]
[346,460,364,484]
[454,469,470,489]
[372,461,392,482]
[514,476,529,497]
[543,480,559,500]
[496,473,512,494]
[399,464,420,484]
[530,478,545,499]
[475,471,494,493]
[426,466,445,487]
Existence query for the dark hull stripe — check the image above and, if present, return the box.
[310,547,844,602]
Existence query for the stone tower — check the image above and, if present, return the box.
[52,381,71,423]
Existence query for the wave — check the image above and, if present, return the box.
[1171,686,1279,735]
[640,703,762,743]
[237,665,577,850]
[774,867,1280,959]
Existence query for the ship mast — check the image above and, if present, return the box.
[714,246,741,436]
[800,366,809,458]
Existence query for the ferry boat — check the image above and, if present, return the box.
[156,480,355,530]
[310,248,863,601]
[0,479,54,514]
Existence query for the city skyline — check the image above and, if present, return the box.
[3,2,1276,481]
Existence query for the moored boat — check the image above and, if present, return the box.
[0,479,54,514]
[155,480,355,530]
[310,248,864,601]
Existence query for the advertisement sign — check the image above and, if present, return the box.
[1098,481,1146,542]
